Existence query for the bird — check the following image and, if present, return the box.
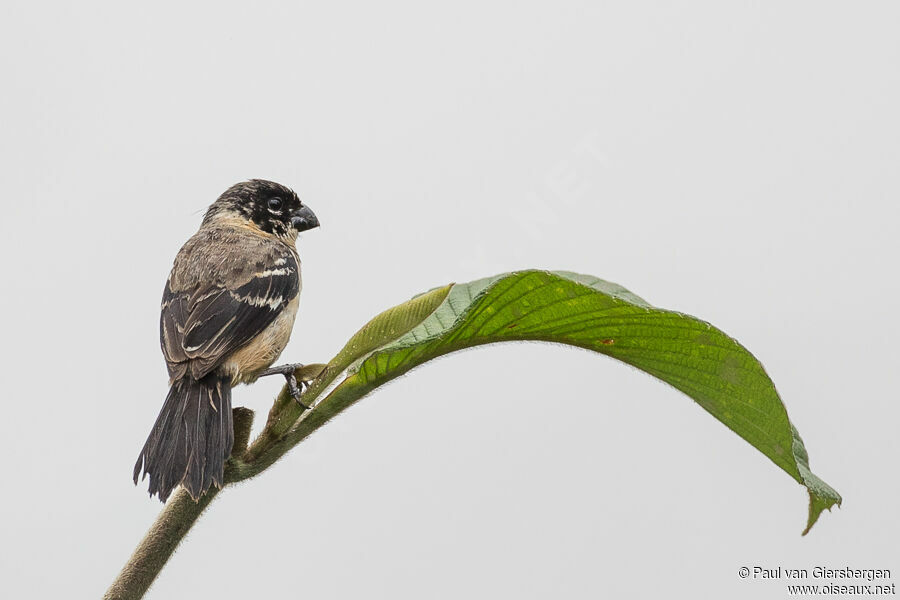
[133,179,319,502]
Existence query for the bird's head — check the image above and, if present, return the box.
[204,179,319,241]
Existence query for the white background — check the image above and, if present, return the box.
[1,2,897,598]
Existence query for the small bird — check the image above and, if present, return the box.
[133,180,319,502]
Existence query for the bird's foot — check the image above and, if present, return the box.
[259,363,312,409]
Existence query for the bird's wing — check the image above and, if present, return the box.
[160,227,300,380]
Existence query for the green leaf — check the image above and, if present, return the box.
[302,270,841,533]
[261,284,452,440]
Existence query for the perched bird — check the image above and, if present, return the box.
[133,180,319,502]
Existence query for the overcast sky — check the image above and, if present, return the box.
[1,2,898,598]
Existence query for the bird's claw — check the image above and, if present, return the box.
[286,373,312,410]
[260,363,313,410]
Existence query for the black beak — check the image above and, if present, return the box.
[290,205,319,232]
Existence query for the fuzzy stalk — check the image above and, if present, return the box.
[103,487,219,600]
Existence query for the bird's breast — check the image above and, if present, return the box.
[221,294,300,385]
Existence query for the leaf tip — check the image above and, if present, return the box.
[802,490,842,536]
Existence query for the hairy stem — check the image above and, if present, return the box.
[103,487,219,600]
[106,368,329,600]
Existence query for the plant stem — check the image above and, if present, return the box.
[103,488,219,600]
[105,368,327,600]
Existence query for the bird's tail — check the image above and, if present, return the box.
[133,374,234,502]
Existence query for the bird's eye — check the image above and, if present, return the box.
[268,197,282,211]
